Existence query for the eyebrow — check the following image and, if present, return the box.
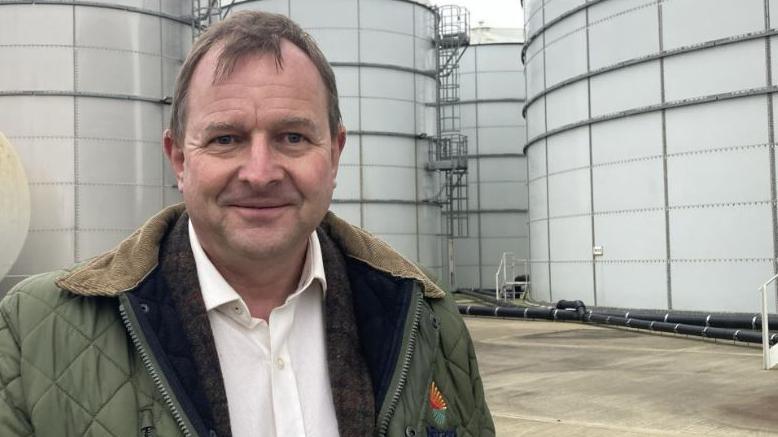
[202,121,244,136]
[273,116,322,137]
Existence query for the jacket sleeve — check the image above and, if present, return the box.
[464,324,496,436]
[0,290,35,436]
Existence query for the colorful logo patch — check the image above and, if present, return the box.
[429,381,448,426]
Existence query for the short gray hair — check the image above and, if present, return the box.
[169,11,341,142]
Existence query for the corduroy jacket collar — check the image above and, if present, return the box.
[55,203,446,300]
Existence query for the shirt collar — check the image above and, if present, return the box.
[188,220,327,314]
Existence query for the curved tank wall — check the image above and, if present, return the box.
[228,0,443,280]
[0,133,31,282]
[0,1,191,293]
[453,39,528,290]
[524,0,778,312]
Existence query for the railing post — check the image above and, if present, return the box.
[759,273,778,369]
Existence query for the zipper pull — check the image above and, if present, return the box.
[140,409,156,437]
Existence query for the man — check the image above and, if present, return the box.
[0,11,493,437]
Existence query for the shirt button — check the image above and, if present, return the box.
[276,357,285,370]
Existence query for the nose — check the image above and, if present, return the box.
[237,134,285,189]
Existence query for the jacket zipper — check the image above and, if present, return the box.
[118,298,193,437]
[376,290,424,437]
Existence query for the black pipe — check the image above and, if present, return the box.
[459,304,778,346]
[594,310,778,331]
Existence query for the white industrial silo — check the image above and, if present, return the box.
[0,134,30,284]
[0,1,192,293]
[453,28,528,290]
[524,0,778,312]
[226,0,444,279]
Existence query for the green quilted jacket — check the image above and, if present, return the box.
[0,205,494,437]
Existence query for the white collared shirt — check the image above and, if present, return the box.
[188,221,339,437]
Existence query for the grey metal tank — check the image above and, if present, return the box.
[524,0,778,312]
[0,1,192,292]
[453,28,528,290]
[226,0,444,280]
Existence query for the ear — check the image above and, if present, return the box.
[330,125,346,180]
[163,129,185,192]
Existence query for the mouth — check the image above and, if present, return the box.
[226,201,293,220]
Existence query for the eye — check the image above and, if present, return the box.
[213,135,236,145]
[285,133,304,144]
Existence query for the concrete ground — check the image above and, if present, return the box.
[465,315,778,436]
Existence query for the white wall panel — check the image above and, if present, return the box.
[528,178,548,220]
[591,113,663,164]
[232,0,289,15]
[544,0,585,23]
[476,45,524,72]
[78,230,136,260]
[77,99,163,142]
[291,0,358,28]
[667,148,771,206]
[373,234,417,262]
[547,168,590,217]
[478,158,525,183]
[76,8,160,54]
[340,135,360,165]
[333,165,360,199]
[360,1,414,34]
[362,137,415,167]
[161,20,190,60]
[329,203,361,226]
[360,31,415,68]
[479,182,527,210]
[531,262,552,301]
[550,263,594,302]
[0,5,72,45]
[527,141,547,180]
[665,97,768,153]
[78,140,163,185]
[362,166,416,200]
[544,11,587,86]
[481,212,527,237]
[595,263,667,309]
[0,47,74,91]
[360,99,415,134]
[664,41,766,102]
[363,204,416,234]
[661,0,763,51]
[454,237,480,268]
[593,159,664,212]
[79,185,162,230]
[0,96,74,137]
[526,97,546,140]
[527,6,545,38]
[477,127,525,154]
[530,220,549,260]
[546,126,589,173]
[588,1,658,69]
[12,231,75,274]
[672,262,775,313]
[77,50,161,97]
[12,138,75,184]
[333,67,360,97]
[526,52,546,100]
[477,72,526,100]
[306,29,359,62]
[28,185,75,231]
[669,205,773,260]
[361,69,414,100]
[590,61,661,117]
[477,103,524,128]
[546,81,588,131]
[418,204,441,235]
[549,216,592,260]
[419,234,442,269]
[593,212,666,260]
[340,97,361,130]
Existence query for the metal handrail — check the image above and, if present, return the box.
[495,253,530,301]
[759,273,778,369]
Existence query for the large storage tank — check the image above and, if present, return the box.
[524,0,778,312]
[0,1,192,292]
[0,134,30,282]
[227,0,443,279]
[453,28,528,290]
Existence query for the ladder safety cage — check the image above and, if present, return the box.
[192,0,222,38]
[427,5,471,238]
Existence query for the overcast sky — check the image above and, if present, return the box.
[428,0,524,29]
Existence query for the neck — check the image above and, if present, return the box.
[207,242,308,320]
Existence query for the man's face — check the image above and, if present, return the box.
[164,40,345,263]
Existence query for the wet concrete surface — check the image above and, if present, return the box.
[465,316,778,436]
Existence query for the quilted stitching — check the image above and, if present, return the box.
[0,278,179,436]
